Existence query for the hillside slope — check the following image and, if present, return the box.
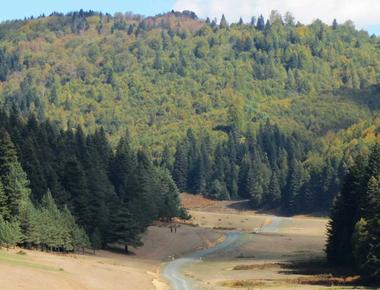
[0,11,379,149]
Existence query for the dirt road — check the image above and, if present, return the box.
[163,216,285,290]
[163,232,240,290]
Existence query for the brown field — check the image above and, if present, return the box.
[0,223,222,290]
[179,194,367,290]
[0,193,367,290]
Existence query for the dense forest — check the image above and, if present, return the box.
[0,10,379,215]
[326,143,380,280]
[0,10,380,266]
[0,110,182,251]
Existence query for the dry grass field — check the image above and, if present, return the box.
[0,193,366,290]
[0,223,222,290]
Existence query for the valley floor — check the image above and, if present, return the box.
[0,194,369,290]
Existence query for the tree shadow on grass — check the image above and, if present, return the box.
[105,244,136,256]
[278,258,378,288]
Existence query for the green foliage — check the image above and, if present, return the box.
[326,144,380,280]
[0,217,22,248]
[0,110,182,252]
[0,10,380,259]
[0,11,378,151]
[0,129,30,219]
[108,203,142,248]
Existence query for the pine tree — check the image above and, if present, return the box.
[128,150,159,230]
[257,15,265,31]
[238,154,250,198]
[172,142,188,192]
[263,170,281,208]
[246,163,262,208]
[156,168,180,221]
[200,136,211,189]
[160,145,173,172]
[0,129,31,219]
[109,133,136,200]
[190,156,205,194]
[326,157,367,265]
[366,143,380,184]
[40,190,66,250]
[0,180,8,218]
[18,199,39,248]
[91,227,103,250]
[363,176,380,278]
[109,203,142,253]
[62,159,90,227]
[0,216,22,248]
[186,129,199,192]
[20,138,47,202]
[282,158,302,214]
[219,14,228,29]
[208,179,230,200]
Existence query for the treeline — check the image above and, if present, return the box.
[167,122,340,214]
[0,127,89,251]
[326,144,380,280]
[0,110,182,251]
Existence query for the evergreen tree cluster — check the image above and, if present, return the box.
[0,125,87,251]
[169,122,330,214]
[326,144,380,280]
[0,110,181,251]
[0,48,20,82]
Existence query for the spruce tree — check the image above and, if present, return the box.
[246,163,262,208]
[172,142,188,192]
[0,129,31,218]
[0,180,9,218]
[256,15,265,31]
[109,203,142,253]
[160,145,173,172]
[20,138,47,202]
[190,156,205,194]
[62,159,90,227]
[18,199,39,248]
[156,168,180,221]
[363,176,380,278]
[109,133,137,200]
[238,154,250,198]
[264,170,281,208]
[128,150,159,230]
[208,179,230,200]
[326,157,367,265]
[186,129,199,192]
[282,158,302,214]
[0,216,22,248]
[219,14,228,29]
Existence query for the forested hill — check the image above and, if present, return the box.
[0,10,379,146]
[0,10,380,214]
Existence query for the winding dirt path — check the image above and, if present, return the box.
[163,216,283,290]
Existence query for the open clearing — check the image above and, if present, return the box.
[0,223,222,290]
[0,193,367,290]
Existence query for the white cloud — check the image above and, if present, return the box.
[173,0,380,29]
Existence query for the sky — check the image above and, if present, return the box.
[1,0,379,35]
